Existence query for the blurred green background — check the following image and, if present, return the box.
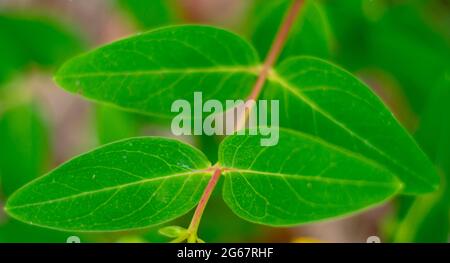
[0,0,449,243]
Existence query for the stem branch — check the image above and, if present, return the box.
[186,0,305,240]
[187,167,222,238]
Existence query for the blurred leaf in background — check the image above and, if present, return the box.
[320,0,369,69]
[0,10,85,195]
[323,0,450,114]
[0,103,50,196]
[324,0,449,242]
[391,73,450,243]
[248,0,332,62]
[367,4,450,114]
[0,102,75,243]
[0,10,86,242]
[117,0,182,29]
[0,12,85,85]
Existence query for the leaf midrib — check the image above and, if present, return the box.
[223,168,400,188]
[267,69,432,188]
[55,65,261,80]
[6,170,211,210]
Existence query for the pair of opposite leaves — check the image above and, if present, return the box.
[5,25,438,232]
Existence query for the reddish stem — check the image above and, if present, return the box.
[187,167,222,236]
[249,0,304,101]
[236,0,305,130]
[187,0,305,238]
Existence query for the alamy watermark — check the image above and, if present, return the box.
[171,92,280,146]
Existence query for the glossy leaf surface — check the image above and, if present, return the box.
[54,25,259,119]
[219,129,402,225]
[265,56,439,194]
[6,137,211,231]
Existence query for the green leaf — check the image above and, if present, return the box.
[249,0,332,61]
[54,25,259,119]
[158,225,187,238]
[53,25,438,195]
[0,12,84,85]
[265,56,439,194]
[5,137,212,231]
[117,0,181,29]
[218,128,402,226]
[0,103,50,196]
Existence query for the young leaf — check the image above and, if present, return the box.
[158,225,188,238]
[5,137,212,231]
[0,103,50,196]
[218,128,402,226]
[249,0,332,61]
[265,56,439,194]
[54,25,259,119]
